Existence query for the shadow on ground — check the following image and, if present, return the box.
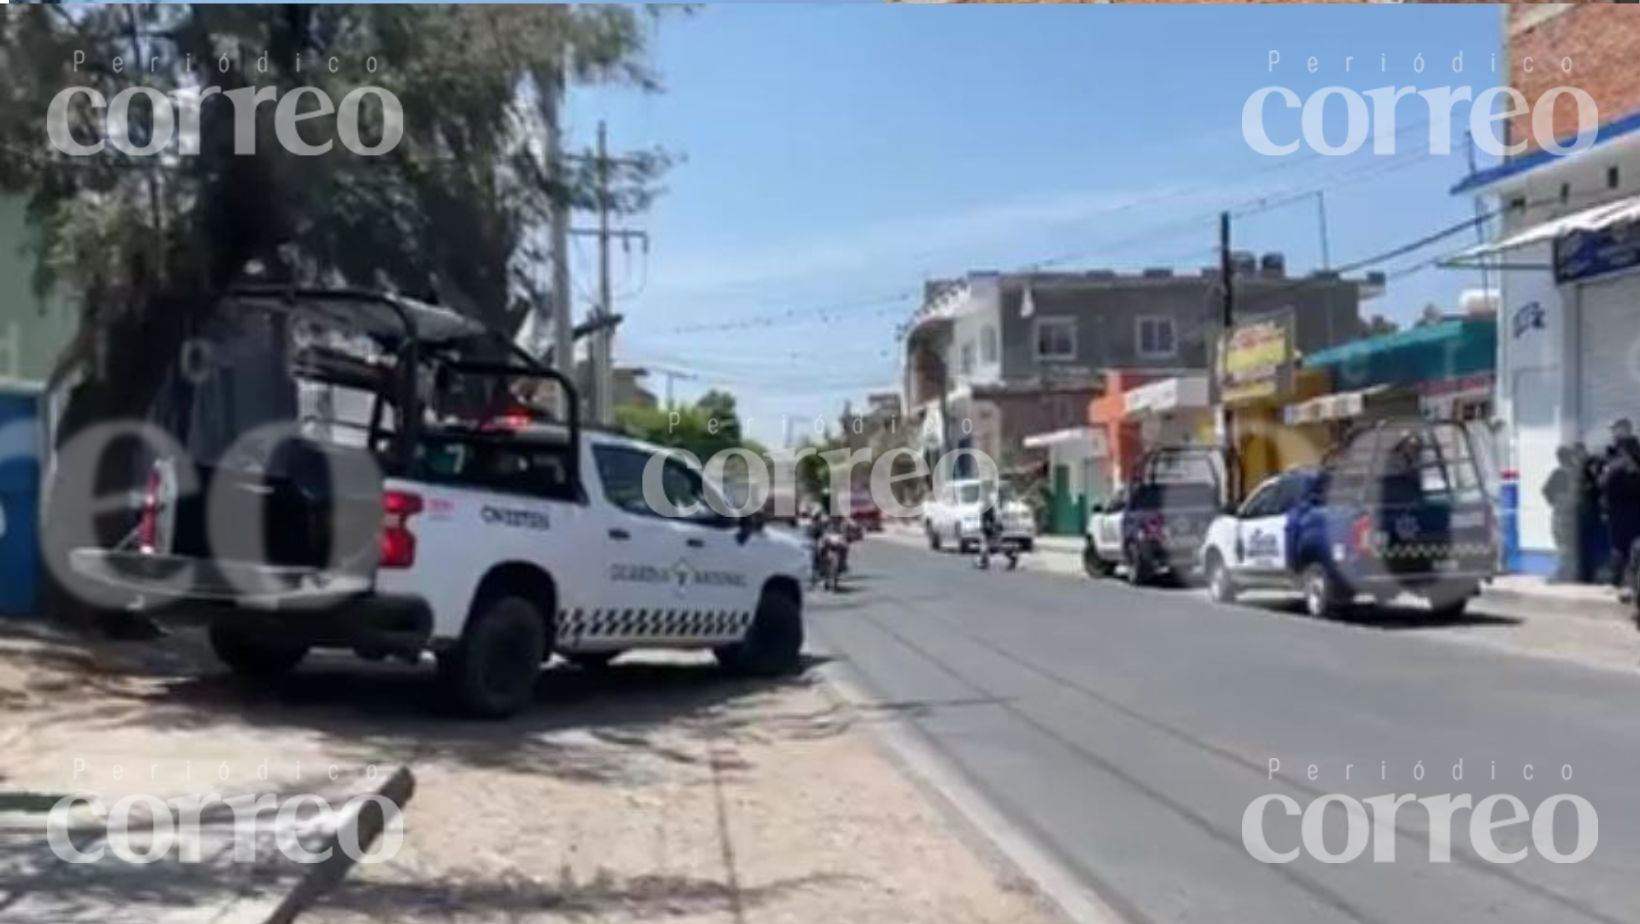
[2,608,852,787]
[1238,595,1524,630]
[320,866,868,922]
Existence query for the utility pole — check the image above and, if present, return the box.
[594,121,614,427]
[544,62,574,422]
[570,120,648,426]
[1315,190,1332,271]
[1218,211,1235,454]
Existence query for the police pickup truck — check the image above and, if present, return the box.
[1083,445,1230,586]
[1199,419,1496,619]
[68,289,809,718]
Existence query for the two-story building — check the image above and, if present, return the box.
[1448,4,1640,576]
[903,259,1378,533]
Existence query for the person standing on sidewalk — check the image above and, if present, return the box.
[1598,420,1640,594]
[1545,445,1592,583]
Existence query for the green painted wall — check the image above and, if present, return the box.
[0,197,76,386]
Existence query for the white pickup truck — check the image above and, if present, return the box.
[923,479,1036,554]
[68,289,809,718]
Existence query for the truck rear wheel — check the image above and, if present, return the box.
[1206,554,1238,604]
[209,623,309,677]
[1083,542,1113,579]
[716,588,804,677]
[440,596,545,719]
[1303,564,1349,619]
[1125,543,1155,587]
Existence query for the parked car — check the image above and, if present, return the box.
[1084,446,1231,586]
[68,289,810,718]
[1199,419,1497,619]
[924,479,1035,553]
[849,492,883,533]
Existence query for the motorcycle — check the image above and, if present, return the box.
[975,527,1020,571]
[810,527,849,592]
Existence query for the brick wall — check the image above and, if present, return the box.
[1510,5,1640,151]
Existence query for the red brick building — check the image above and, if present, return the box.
[1507,5,1640,151]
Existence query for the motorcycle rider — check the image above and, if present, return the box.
[806,505,849,586]
[975,487,1018,571]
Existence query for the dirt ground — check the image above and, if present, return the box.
[0,620,1061,924]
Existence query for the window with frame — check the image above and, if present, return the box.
[417,436,576,500]
[1136,316,1177,359]
[960,341,976,376]
[593,444,726,523]
[1036,317,1076,361]
[981,325,999,364]
[1239,479,1282,518]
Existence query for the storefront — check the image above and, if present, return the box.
[1087,370,1152,490]
[1218,312,1330,495]
[1284,383,1423,433]
[1022,426,1109,536]
[1122,375,1215,448]
[1447,180,1640,574]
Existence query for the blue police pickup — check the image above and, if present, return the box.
[1084,445,1232,586]
[1199,420,1497,619]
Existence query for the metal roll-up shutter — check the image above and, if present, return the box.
[1578,277,1640,446]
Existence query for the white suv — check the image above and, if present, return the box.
[923,479,1036,553]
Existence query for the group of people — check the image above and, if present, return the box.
[1544,418,1640,593]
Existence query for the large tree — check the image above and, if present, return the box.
[0,3,667,421]
[0,4,669,628]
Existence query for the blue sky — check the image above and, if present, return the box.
[567,3,1504,447]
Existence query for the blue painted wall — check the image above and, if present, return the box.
[0,389,41,616]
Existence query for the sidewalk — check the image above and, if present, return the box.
[1480,574,1635,624]
[0,619,1063,924]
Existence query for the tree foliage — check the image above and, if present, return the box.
[616,391,757,464]
[0,3,668,408]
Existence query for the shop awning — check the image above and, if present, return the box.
[1444,193,1640,267]
[1123,375,1210,417]
[1023,426,1108,458]
[1283,385,1399,426]
[1302,317,1496,391]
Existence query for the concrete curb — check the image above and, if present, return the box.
[260,765,417,924]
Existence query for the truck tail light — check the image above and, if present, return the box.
[136,465,163,555]
[380,490,424,570]
[1352,513,1375,557]
[1141,514,1167,541]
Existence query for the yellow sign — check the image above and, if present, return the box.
[1219,318,1292,404]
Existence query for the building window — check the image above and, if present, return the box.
[981,325,998,364]
[960,341,976,376]
[1136,316,1177,359]
[1035,317,1076,361]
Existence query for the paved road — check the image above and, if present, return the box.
[808,536,1640,924]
